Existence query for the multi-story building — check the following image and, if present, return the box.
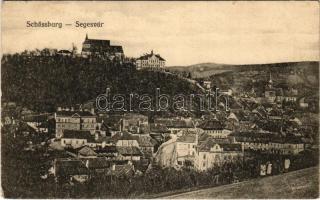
[54,109,97,138]
[195,139,243,171]
[136,50,165,70]
[199,119,231,138]
[230,132,305,155]
[176,133,197,166]
[120,113,149,133]
[60,130,92,149]
[81,34,124,59]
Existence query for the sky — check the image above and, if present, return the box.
[2,1,319,66]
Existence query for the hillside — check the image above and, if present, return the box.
[168,61,319,79]
[169,63,235,78]
[162,166,319,199]
[207,61,319,92]
[1,54,201,115]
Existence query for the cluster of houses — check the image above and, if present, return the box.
[3,85,314,180]
[2,62,316,183]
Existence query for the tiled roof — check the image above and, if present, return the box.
[111,131,139,142]
[62,130,92,140]
[137,52,165,61]
[116,146,142,156]
[77,146,97,156]
[154,118,194,128]
[56,110,94,117]
[199,119,224,130]
[198,139,241,152]
[107,164,134,177]
[83,39,110,46]
[95,146,118,154]
[138,135,156,147]
[83,158,112,169]
[110,45,124,53]
[24,115,48,122]
[176,134,196,143]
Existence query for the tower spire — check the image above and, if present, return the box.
[86,33,88,40]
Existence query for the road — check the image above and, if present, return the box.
[162,166,319,199]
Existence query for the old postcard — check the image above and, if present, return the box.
[1,1,319,199]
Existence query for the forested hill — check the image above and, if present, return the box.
[1,54,200,113]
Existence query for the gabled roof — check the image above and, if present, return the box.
[227,113,239,122]
[78,146,97,157]
[83,38,110,46]
[137,52,165,61]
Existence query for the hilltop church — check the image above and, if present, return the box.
[81,34,124,59]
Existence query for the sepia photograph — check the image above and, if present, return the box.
[1,1,319,198]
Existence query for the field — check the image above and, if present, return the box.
[163,166,319,199]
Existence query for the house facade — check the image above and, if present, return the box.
[60,130,92,149]
[195,141,243,171]
[200,119,231,138]
[54,109,96,138]
[176,133,197,166]
[136,50,165,70]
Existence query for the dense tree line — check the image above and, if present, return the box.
[1,53,200,115]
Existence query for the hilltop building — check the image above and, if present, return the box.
[136,50,165,70]
[81,34,124,59]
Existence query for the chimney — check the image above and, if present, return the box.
[90,108,95,115]
[112,164,116,171]
[71,107,74,111]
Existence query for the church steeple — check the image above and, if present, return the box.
[85,33,88,40]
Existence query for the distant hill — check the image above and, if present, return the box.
[168,61,319,79]
[169,63,235,78]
